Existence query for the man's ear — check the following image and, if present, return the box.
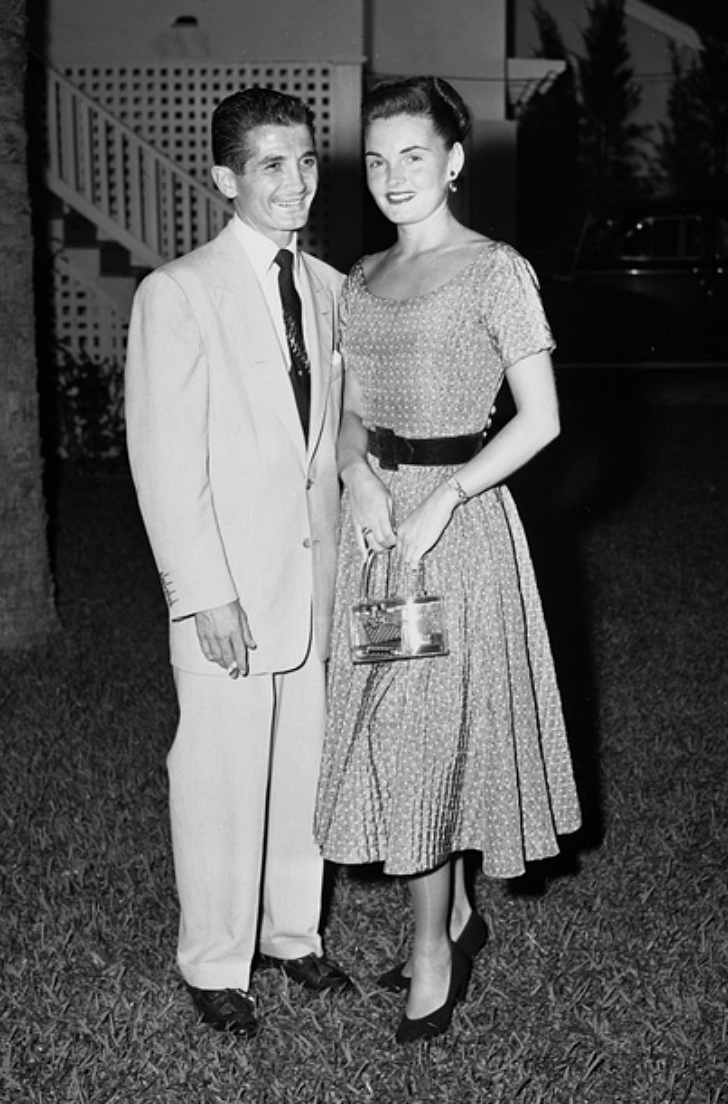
[211,165,238,199]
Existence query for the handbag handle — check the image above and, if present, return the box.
[359,549,426,603]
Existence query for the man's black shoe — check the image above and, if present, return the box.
[187,986,258,1036]
[258,952,352,992]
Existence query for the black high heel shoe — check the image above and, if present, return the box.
[395,942,471,1044]
[456,910,488,958]
[377,911,487,992]
[376,961,411,992]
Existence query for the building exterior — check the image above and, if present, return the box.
[34,0,524,369]
[32,0,713,375]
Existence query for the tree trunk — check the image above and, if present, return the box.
[0,0,59,648]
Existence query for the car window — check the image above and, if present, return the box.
[582,215,621,257]
[619,221,652,258]
[618,216,704,261]
[683,218,705,257]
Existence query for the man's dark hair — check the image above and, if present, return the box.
[212,87,315,173]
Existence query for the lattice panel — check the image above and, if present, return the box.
[53,254,128,365]
[62,63,335,259]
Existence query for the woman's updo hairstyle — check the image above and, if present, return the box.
[362,76,471,149]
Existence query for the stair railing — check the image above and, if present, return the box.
[43,63,231,269]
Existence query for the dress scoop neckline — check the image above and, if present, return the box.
[357,243,493,304]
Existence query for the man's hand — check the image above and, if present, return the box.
[194,601,257,678]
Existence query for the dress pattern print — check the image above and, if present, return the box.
[314,242,582,877]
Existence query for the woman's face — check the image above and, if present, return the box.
[364,114,463,226]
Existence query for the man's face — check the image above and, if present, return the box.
[212,124,318,246]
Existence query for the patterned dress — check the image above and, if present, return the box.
[314,242,581,878]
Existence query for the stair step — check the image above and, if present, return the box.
[65,246,102,280]
[63,208,98,247]
[97,275,137,314]
[99,241,133,278]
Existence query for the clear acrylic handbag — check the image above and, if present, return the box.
[349,550,449,664]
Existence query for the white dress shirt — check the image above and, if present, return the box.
[230,215,313,373]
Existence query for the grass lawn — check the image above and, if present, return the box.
[1,395,727,1103]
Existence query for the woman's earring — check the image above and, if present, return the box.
[448,174,458,194]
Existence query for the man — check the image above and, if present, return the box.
[125,87,350,1037]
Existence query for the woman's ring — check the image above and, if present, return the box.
[227,663,240,678]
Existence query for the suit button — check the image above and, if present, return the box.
[306,478,314,490]
[303,537,312,549]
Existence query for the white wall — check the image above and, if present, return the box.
[43,0,363,66]
[370,0,507,118]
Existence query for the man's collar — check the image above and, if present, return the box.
[231,216,299,278]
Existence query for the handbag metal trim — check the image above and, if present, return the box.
[349,550,449,664]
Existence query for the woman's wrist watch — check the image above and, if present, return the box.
[443,474,469,504]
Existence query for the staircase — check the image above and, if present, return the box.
[41,62,232,366]
[44,63,231,268]
[38,57,362,370]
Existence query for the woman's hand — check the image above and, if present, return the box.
[336,372,397,555]
[345,462,397,555]
[394,482,457,568]
[391,349,559,568]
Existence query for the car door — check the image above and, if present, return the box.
[613,213,713,358]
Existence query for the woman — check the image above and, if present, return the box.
[314,76,581,1044]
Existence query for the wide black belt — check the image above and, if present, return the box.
[367,426,484,470]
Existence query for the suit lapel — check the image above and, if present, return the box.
[209,224,307,464]
[301,255,334,459]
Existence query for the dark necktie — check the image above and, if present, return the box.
[274,249,310,440]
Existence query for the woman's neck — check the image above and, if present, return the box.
[393,206,463,259]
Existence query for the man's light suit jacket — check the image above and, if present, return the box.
[125,220,344,676]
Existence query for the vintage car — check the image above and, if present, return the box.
[539,198,728,365]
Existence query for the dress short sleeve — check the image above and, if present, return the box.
[339,264,365,354]
[484,244,555,369]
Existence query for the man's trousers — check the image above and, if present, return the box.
[168,651,325,991]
